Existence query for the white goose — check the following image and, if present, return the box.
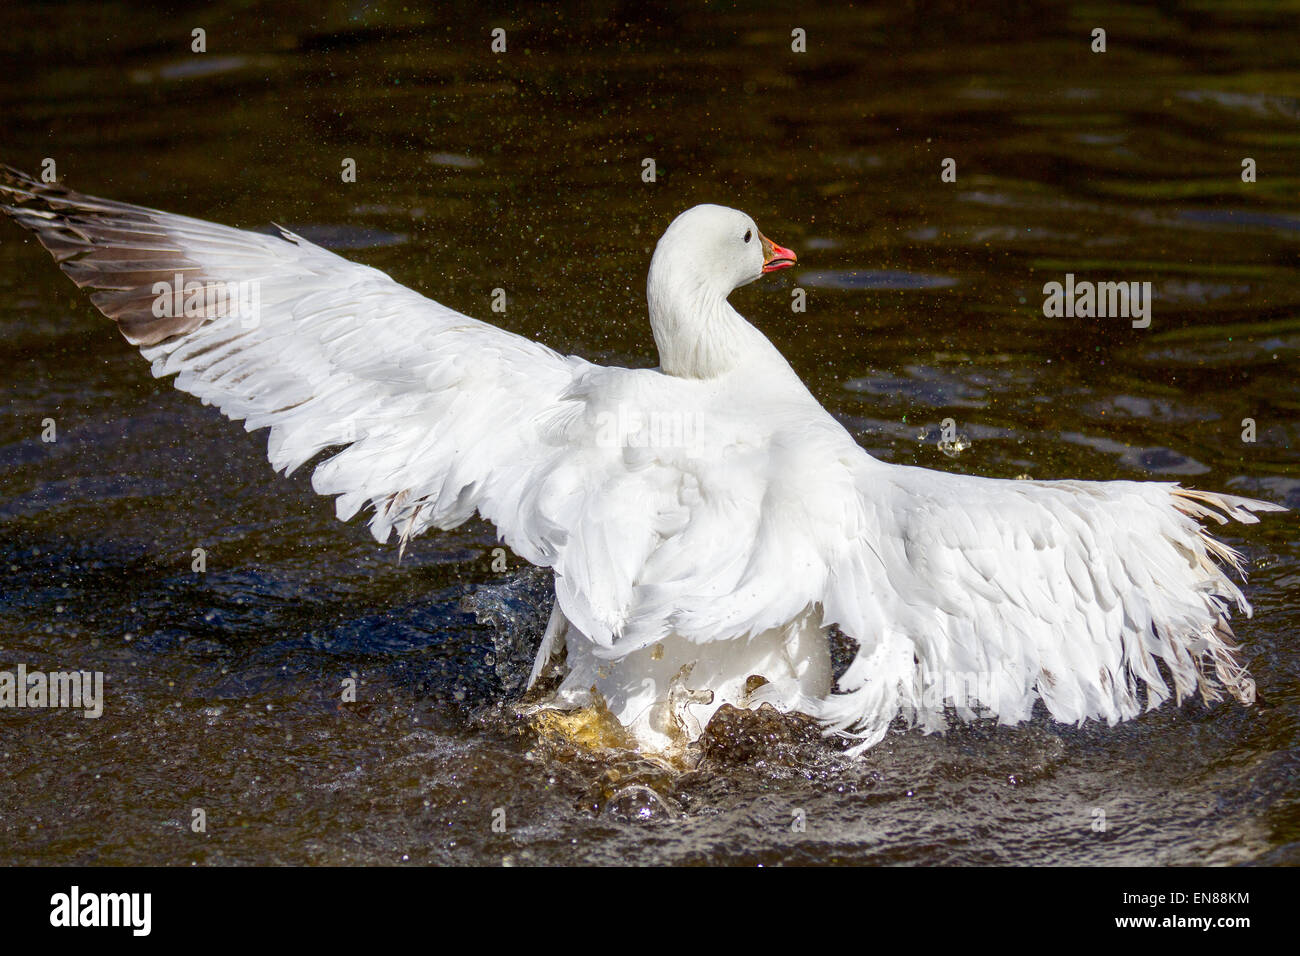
[0,166,1284,755]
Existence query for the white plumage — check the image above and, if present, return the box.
[1,166,1283,755]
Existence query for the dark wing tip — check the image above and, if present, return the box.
[0,165,211,346]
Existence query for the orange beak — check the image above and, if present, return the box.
[759,231,797,273]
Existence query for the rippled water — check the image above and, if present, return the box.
[1,1,1297,865]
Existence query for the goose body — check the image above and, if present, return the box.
[0,166,1283,755]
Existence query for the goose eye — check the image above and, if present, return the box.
[743,229,752,243]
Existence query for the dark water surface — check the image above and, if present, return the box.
[1,1,1297,865]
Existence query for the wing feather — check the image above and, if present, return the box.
[820,465,1285,750]
[0,164,588,555]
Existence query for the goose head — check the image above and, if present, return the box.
[646,204,797,378]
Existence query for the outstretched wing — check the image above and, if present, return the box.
[0,164,593,553]
[0,165,814,651]
[819,463,1286,750]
